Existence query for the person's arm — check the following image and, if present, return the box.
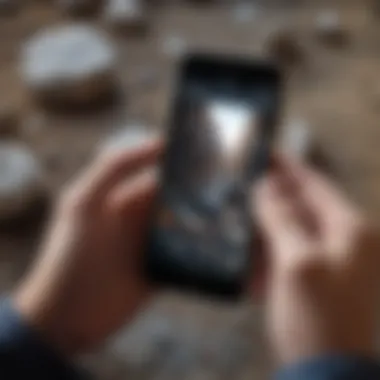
[253,157,380,380]
[0,141,161,377]
[0,298,86,379]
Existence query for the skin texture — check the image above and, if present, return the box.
[14,141,162,354]
[12,142,380,368]
[254,157,380,365]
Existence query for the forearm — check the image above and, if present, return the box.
[0,298,88,380]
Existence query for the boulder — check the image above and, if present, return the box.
[21,24,117,109]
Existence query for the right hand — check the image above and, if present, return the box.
[254,158,380,366]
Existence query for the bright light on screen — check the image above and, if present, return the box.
[207,100,257,174]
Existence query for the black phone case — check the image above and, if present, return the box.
[144,53,283,301]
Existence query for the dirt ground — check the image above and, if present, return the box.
[0,1,380,379]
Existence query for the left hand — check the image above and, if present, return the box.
[14,141,162,355]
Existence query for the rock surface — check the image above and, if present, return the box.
[0,142,45,220]
[21,24,117,108]
[104,0,148,33]
[315,10,348,46]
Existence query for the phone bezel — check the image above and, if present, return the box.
[144,53,283,300]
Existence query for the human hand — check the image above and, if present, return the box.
[14,141,162,355]
[254,158,380,365]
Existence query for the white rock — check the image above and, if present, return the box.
[315,10,340,32]
[101,123,160,154]
[315,10,347,45]
[0,142,45,219]
[280,119,312,159]
[21,24,117,107]
[104,0,147,31]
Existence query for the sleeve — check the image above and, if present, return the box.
[0,298,89,380]
[276,355,380,380]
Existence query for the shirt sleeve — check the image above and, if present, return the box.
[276,355,380,380]
[0,298,89,380]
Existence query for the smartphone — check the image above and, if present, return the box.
[145,54,282,299]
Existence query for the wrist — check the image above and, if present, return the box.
[12,279,81,356]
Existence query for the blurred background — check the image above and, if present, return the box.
[0,0,379,379]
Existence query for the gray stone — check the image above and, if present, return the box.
[315,10,348,46]
[0,142,45,220]
[21,24,117,108]
[104,0,148,33]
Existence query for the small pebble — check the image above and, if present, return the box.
[104,0,148,33]
[315,10,348,46]
[0,142,46,220]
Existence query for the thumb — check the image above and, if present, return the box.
[252,174,311,257]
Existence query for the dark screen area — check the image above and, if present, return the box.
[146,56,280,297]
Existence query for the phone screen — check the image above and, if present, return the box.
[146,56,281,298]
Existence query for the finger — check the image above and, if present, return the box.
[76,140,162,204]
[253,173,312,250]
[108,168,158,219]
[280,157,361,229]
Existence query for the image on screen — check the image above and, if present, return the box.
[152,92,262,279]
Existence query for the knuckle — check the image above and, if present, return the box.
[98,150,124,169]
[284,253,325,283]
[59,186,88,214]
